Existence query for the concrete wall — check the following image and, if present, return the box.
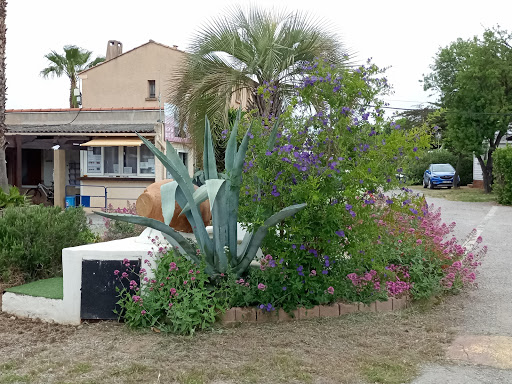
[80,42,186,109]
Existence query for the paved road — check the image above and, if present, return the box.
[412,196,512,383]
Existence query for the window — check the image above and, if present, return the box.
[104,147,119,174]
[148,80,156,99]
[85,146,155,177]
[139,145,155,174]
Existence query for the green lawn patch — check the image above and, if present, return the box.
[410,185,497,203]
[5,277,63,300]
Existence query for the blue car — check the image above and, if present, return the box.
[423,163,459,189]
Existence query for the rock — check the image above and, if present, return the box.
[9,316,15,320]
[136,179,211,233]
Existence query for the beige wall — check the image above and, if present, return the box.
[80,179,152,213]
[80,43,186,109]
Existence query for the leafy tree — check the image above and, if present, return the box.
[169,5,349,154]
[424,27,512,193]
[40,45,105,108]
[0,0,7,193]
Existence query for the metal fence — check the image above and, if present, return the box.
[65,184,148,210]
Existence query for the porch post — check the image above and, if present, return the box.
[15,135,22,187]
[54,149,66,208]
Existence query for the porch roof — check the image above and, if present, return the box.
[6,123,156,135]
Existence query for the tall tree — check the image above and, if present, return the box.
[40,45,105,108]
[0,0,8,192]
[170,6,348,154]
[424,27,512,193]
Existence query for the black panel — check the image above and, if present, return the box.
[81,259,140,320]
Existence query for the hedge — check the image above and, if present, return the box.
[493,146,512,205]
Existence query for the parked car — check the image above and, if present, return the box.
[423,163,459,189]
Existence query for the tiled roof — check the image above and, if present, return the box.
[7,123,156,134]
[6,107,160,112]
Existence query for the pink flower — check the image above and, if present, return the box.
[191,277,196,281]
[169,262,177,270]
[113,270,119,276]
[168,302,173,308]
[183,280,188,285]
[121,272,128,278]
[141,310,147,315]
[188,269,194,274]
[327,286,334,295]
[132,295,141,302]
[170,288,177,295]
[416,239,423,245]
[310,270,317,276]
[257,283,266,291]
[220,273,225,277]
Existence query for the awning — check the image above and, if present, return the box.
[80,137,144,147]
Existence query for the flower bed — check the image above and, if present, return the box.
[219,297,409,325]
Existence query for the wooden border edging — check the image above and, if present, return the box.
[220,297,410,325]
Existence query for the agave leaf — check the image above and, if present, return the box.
[211,183,229,272]
[95,211,199,258]
[266,118,280,151]
[203,116,218,180]
[235,203,307,276]
[161,181,179,225]
[231,121,254,183]
[205,179,225,212]
[225,107,242,173]
[179,185,208,216]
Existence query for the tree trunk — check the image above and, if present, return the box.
[69,77,76,108]
[476,153,493,194]
[0,0,9,193]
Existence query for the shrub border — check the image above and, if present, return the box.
[219,296,410,325]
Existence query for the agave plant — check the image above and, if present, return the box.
[97,110,305,277]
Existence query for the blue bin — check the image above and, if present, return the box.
[65,196,76,208]
[80,196,91,208]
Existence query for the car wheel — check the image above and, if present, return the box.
[428,179,434,189]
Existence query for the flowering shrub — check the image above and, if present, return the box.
[115,238,229,334]
[102,202,145,241]
[229,189,486,310]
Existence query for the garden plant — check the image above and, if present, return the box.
[109,58,486,333]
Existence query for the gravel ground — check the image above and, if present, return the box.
[413,196,512,383]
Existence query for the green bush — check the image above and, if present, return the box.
[115,245,229,335]
[493,146,512,205]
[0,205,98,282]
[405,149,472,186]
[0,186,27,209]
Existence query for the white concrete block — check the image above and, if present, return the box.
[1,292,75,324]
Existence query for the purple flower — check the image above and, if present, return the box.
[345,204,352,211]
[322,270,328,275]
[385,199,393,205]
[335,230,345,237]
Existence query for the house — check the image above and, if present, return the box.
[6,39,253,209]
[5,40,192,210]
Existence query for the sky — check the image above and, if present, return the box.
[5,0,512,114]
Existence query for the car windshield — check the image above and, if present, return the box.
[432,164,454,172]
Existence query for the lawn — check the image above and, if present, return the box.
[0,296,463,384]
[410,185,497,203]
[5,277,63,300]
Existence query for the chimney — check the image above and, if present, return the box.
[106,40,123,61]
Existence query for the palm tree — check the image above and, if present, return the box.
[0,0,8,192]
[41,45,105,108]
[170,6,348,153]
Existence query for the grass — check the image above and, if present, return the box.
[0,294,464,384]
[5,277,63,299]
[410,185,497,203]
